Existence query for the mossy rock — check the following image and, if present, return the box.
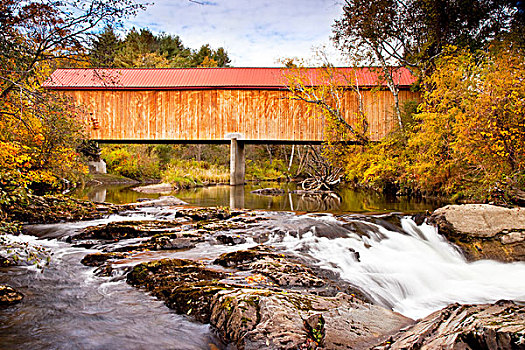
[213,246,278,268]
[80,252,129,267]
[162,281,231,323]
[75,220,182,241]
[126,258,233,322]
[10,194,111,224]
[175,207,243,221]
[126,258,225,290]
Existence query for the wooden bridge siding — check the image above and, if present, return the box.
[64,89,420,142]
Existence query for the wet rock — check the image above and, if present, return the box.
[370,215,406,235]
[149,236,197,250]
[429,204,525,261]
[249,257,325,288]
[213,246,278,268]
[214,247,367,298]
[175,207,243,221]
[0,285,23,306]
[303,313,325,348]
[375,300,525,350]
[412,212,429,226]
[10,194,114,225]
[211,290,413,350]
[130,195,187,206]
[265,217,352,239]
[94,264,114,277]
[0,255,16,267]
[132,183,174,194]
[250,188,285,196]
[126,258,228,323]
[304,221,352,239]
[126,252,410,349]
[81,252,129,267]
[75,220,182,241]
[214,234,247,246]
[71,241,98,249]
[342,221,388,240]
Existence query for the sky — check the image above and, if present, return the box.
[128,0,347,67]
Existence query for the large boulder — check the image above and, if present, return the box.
[211,290,413,350]
[375,300,525,349]
[126,256,413,349]
[429,204,525,261]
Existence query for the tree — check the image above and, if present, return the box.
[0,0,145,194]
[0,0,145,98]
[157,33,191,60]
[407,44,525,198]
[334,0,521,72]
[106,29,230,68]
[113,28,159,67]
[192,44,231,67]
[333,0,523,131]
[282,56,369,145]
[281,54,373,190]
[90,26,121,67]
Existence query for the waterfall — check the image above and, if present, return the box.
[271,214,525,319]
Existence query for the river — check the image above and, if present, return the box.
[1,185,524,349]
[71,182,442,213]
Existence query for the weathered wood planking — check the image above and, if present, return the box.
[65,89,421,142]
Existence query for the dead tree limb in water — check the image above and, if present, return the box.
[300,146,343,191]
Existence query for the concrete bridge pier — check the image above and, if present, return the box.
[230,138,245,186]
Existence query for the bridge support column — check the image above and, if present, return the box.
[230,138,245,186]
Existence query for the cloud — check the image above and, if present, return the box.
[128,0,346,66]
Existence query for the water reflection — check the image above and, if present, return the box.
[229,185,245,209]
[71,182,444,213]
[73,184,160,204]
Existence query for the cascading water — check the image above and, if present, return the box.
[0,216,229,350]
[2,204,524,349]
[268,213,525,320]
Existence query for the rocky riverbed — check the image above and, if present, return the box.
[2,197,525,349]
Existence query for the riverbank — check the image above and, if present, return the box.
[1,195,524,348]
[430,204,525,262]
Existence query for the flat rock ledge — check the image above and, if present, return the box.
[0,285,23,306]
[126,256,413,349]
[429,204,525,261]
[132,183,175,194]
[375,300,525,350]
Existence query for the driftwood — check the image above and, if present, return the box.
[300,146,343,191]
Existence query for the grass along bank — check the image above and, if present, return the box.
[161,159,229,189]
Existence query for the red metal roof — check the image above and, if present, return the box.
[43,67,416,90]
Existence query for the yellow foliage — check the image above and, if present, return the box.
[408,45,525,195]
[1,59,88,194]
[325,43,524,201]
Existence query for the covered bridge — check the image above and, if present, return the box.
[44,67,419,184]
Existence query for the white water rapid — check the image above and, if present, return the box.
[270,214,525,320]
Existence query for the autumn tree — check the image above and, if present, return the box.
[333,0,523,131]
[0,0,144,199]
[407,45,525,200]
[282,53,373,190]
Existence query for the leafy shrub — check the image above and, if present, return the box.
[101,145,160,180]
